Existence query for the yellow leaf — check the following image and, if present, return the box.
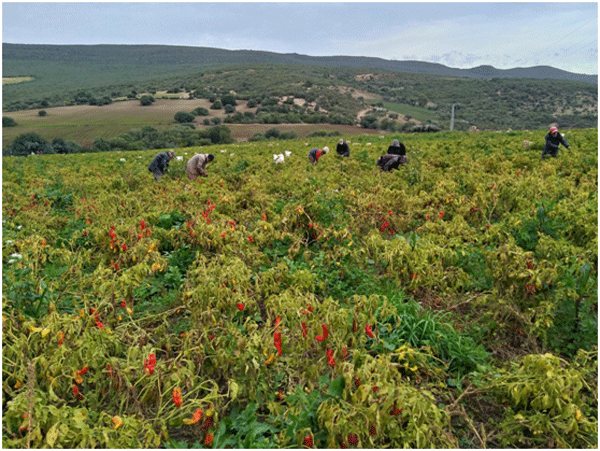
[229,381,239,401]
[46,423,59,447]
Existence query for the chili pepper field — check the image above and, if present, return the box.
[2,129,598,448]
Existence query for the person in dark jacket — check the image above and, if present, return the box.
[541,127,570,159]
[336,139,350,157]
[308,146,329,164]
[387,139,406,155]
[148,150,175,181]
[376,154,408,172]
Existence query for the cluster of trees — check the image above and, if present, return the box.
[358,72,598,131]
[2,125,234,157]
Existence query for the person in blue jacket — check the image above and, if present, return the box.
[541,127,569,159]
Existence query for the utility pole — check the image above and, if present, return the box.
[450,103,457,131]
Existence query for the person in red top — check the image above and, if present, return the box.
[308,146,329,164]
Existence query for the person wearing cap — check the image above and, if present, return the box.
[376,153,408,172]
[186,153,215,179]
[308,146,329,164]
[336,139,350,157]
[542,127,569,159]
[387,139,406,156]
[148,149,175,181]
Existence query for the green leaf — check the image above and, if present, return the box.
[328,375,346,398]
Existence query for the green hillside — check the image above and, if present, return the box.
[3,44,598,138]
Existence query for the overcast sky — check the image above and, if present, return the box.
[2,1,598,75]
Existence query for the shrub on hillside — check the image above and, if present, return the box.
[3,116,18,127]
[174,111,195,123]
[410,123,441,133]
[221,93,237,106]
[52,137,82,154]
[192,107,209,116]
[4,132,51,156]
[140,95,155,106]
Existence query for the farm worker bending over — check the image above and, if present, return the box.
[387,139,406,156]
[308,146,329,164]
[186,153,214,179]
[336,139,350,157]
[376,154,408,172]
[148,150,175,181]
[541,126,569,159]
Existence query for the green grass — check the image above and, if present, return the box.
[379,100,439,122]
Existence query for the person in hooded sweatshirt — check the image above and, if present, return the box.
[148,150,175,181]
[387,139,406,156]
[308,146,329,164]
[336,139,350,157]
[541,126,570,159]
[186,153,215,179]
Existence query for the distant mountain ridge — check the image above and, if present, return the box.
[3,43,597,84]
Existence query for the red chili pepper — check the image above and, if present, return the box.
[365,324,375,338]
[327,349,335,367]
[303,435,313,447]
[77,366,89,376]
[172,388,182,407]
[237,303,245,311]
[301,322,308,338]
[315,324,328,342]
[144,353,156,375]
[274,332,282,356]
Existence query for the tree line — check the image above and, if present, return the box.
[1,125,234,157]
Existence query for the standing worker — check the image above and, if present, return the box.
[308,146,329,164]
[541,126,570,159]
[186,153,214,180]
[148,149,175,182]
[336,139,350,157]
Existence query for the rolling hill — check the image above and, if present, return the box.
[3,43,597,83]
